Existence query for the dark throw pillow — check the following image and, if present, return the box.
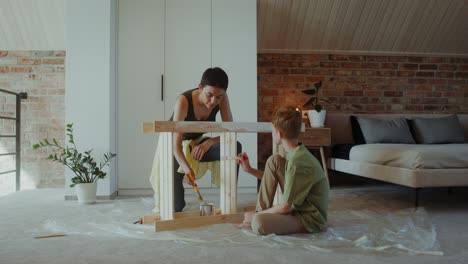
[356,116,416,144]
[350,115,366,144]
[409,115,465,144]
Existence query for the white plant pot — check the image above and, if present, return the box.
[308,110,326,128]
[75,182,97,204]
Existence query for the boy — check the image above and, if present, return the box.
[237,106,329,235]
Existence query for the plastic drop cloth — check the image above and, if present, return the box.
[29,197,443,256]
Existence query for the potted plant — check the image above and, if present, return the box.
[33,123,116,204]
[302,81,331,127]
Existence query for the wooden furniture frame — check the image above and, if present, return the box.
[142,121,274,231]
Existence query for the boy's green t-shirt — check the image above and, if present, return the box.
[282,145,329,232]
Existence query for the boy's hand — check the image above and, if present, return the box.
[237,152,251,172]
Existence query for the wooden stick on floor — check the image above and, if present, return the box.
[34,234,65,239]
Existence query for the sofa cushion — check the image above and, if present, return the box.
[408,115,466,144]
[356,117,416,144]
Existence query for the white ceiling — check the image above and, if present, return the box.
[1,0,467,56]
[0,0,64,50]
[257,0,468,56]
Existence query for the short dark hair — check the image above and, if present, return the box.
[272,106,302,139]
[200,67,229,90]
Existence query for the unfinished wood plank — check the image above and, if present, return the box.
[142,122,155,133]
[155,213,243,232]
[142,121,272,133]
[220,132,237,214]
[160,132,174,220]
[143,210,200,224]
[143,204,255,224]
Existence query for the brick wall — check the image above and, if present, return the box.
[257,53,468,169]
[0,51,65,193]
[2,51,468,189]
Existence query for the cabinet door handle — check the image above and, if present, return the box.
[161,74,164,101]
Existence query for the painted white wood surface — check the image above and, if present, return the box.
[220,132,238,214]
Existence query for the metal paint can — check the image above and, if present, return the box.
[200,202,214,216]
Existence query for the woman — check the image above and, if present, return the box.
[151,67,242,212]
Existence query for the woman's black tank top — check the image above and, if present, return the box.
[169,88,220,140]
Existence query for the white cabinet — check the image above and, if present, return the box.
[117,0,257,193]
[164,0,211,119]
[117,0,165,191]
[164,0,213,188]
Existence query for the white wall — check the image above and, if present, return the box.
[0,0,64,50]
[65,0,117,197]
[212,0,257,188]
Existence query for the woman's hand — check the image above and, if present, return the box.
[192,139,213,160]
[183,168,196,186]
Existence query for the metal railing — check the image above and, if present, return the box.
[0,89,28,191]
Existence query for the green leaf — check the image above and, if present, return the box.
[301,89,317,96]
[314,105,322,112]
[34,121,116,185]
[303,98,315,107]
[319,98,332,105]
[71,177,82,184]
[314,81,322,89]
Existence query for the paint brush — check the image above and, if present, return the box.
[187,172,204,203]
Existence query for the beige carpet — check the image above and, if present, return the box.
[1,185,467,264]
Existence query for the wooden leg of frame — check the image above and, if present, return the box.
[220,132,237,214]
[160,132,174,220]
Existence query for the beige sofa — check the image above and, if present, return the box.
[326,114,468,206]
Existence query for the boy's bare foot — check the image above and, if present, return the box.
[234,221,252,229]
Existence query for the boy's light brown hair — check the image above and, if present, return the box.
[272,106,302,139]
